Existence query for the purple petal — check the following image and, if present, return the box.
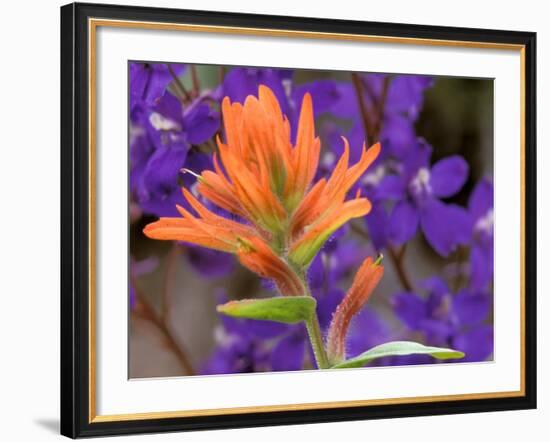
[469,243,494,291]
[330,82,359,118]
[385,75,434,120]
[346,307,390,358]
[375,175,406,201]
[222,68,293,119]
[130,62,185,110]
[452,289,491,326]
[292,80,341,116]
[152,91,183,122]
[307,252,326,292]
[271,332,306,372]
[365,201,390,251]
[331,126,366,165]
[420,200,471,257]
[469,178,494,220]
[180,151,213,190]
[452,325,494,362]
[331,241,366,280]
[402,139,433,180]
[246,319,289,339]
[316,289,344,331]
[392,292,427,330]
[388,200,420,245]
[137,145,188,216]
[418,318,454,345]
[422,276,450,298]
[182,103,220,145]
[380,115,417,158]
[430,155,469,198]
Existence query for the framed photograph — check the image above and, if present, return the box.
[60,2,536,438]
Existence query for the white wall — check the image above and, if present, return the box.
[0,0,546,440]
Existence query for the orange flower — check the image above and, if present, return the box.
[143,84,380,295]
[326,256,384,363]
[236,237,304,296]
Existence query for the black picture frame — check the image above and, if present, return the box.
[60,2,537,438]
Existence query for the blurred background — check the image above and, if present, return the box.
[129,63,493,378]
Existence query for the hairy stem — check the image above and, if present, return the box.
[305,314,330,369]
[296,273,330,369]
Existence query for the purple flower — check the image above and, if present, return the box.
[222,67,293,116]
[452,325,493,362]
[292,79,342,117]
[223,69,345,141]
[371,140,471,256]
[384,75,434,120]
[346,306,391,359]
[327,74,433,160]
[202,313,297,375]
[392,276,493,362]
[467,178,494,291]
[129,63,220,218]
[130,62,185,119]
[270,325,308,372]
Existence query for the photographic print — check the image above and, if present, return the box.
[128,62,494,378]
[61,4,535,436]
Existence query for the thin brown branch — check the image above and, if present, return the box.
[387,246,415,292]
[351,73,414,293]
[167,64,192,103]
[190,65,200,97]
[374,76,391,138]
[351,73,375,146]
[351,218,415,293]
[161,244,180,322]
[131,276,195,375]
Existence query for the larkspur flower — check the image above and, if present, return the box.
[392,276,493,362]
[202,310,283,374]
[131,87,220,217]
[130,62,186,120]
[467,178,494,291]
[143,85,381,295]
[326,74,434,162]
[370,140,471,256]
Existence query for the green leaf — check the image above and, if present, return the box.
[216,296,316,324]
[331,341,465,369]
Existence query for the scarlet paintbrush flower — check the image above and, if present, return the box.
[326,256,384,363]
[143,84,380,295]
[236,237,305,296]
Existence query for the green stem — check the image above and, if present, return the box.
[295,271,330,369]
[305,314,330,369]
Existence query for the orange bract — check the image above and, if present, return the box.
[326,257,384,362]
[143,84,381,295]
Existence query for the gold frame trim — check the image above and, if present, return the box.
[88,18,527,424]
